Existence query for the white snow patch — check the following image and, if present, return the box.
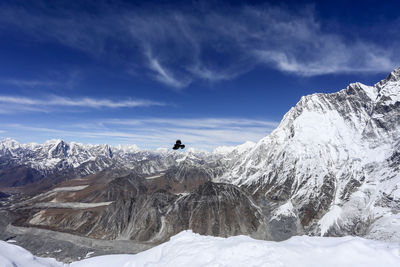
[0,240,63,267]
[85,252,94,259]
[213,145,236,154]
[271,201,296,220]
[176,192,190,196]
[1,231,400,267]
[33,202,112,209]
[357,83,378,100]
[319,205,343,235]
[175,156,186,163]
[49,185,89,193]
[145,173,164,180]
[72,231,400,267]
[213,141,255,155]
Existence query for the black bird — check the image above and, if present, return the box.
[173,140,185,150]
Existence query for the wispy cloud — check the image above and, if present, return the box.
[147,53,191,89]
[3,117,279,150]
[45,96,165,109]
[0,3,398,89]
[1,79,59,87]
[102,118,278,129]
[0,70,84,91]
[0,95,166,113]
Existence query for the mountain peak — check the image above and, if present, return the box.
[386,66,400,82]
[375,66,400,90]
[44,139,65,146]
[0,138,20,148]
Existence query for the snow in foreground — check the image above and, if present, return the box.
[1,231,400,267]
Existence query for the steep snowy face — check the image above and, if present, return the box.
[213,141,256,156]
[219,80,380,187]
[218,67,400,240]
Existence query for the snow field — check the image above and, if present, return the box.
[1,230,399,267]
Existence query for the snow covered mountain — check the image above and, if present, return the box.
[0,138,224,185]
[1,68,400,260]
[217,67,400,241]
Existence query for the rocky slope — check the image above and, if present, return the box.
[7,171,268,244]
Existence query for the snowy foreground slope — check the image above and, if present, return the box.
[1,231,400,267]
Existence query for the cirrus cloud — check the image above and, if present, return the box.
[0,2,398,89]
[0,95,166,114]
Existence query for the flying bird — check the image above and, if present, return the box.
[173,140,185,150]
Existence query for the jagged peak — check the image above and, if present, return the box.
[284,68,400,117]
[384,66,400,82]
[346,82,378,100]
[1,137,18,143]
[375,66,400,89]
[0,138,20,148]
[44,139,66,146]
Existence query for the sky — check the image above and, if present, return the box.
[0,0,399,150]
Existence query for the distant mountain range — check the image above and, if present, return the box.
[1,67,400,262]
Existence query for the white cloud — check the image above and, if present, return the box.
[103,118,278,129]
[1,3,398,88]
[0,95,166,113]
[0,71,83,90]
[0,96,39,105]
[147,54,191,89]
[47,96,165,108]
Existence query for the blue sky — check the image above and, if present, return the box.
[0,0,399,150]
